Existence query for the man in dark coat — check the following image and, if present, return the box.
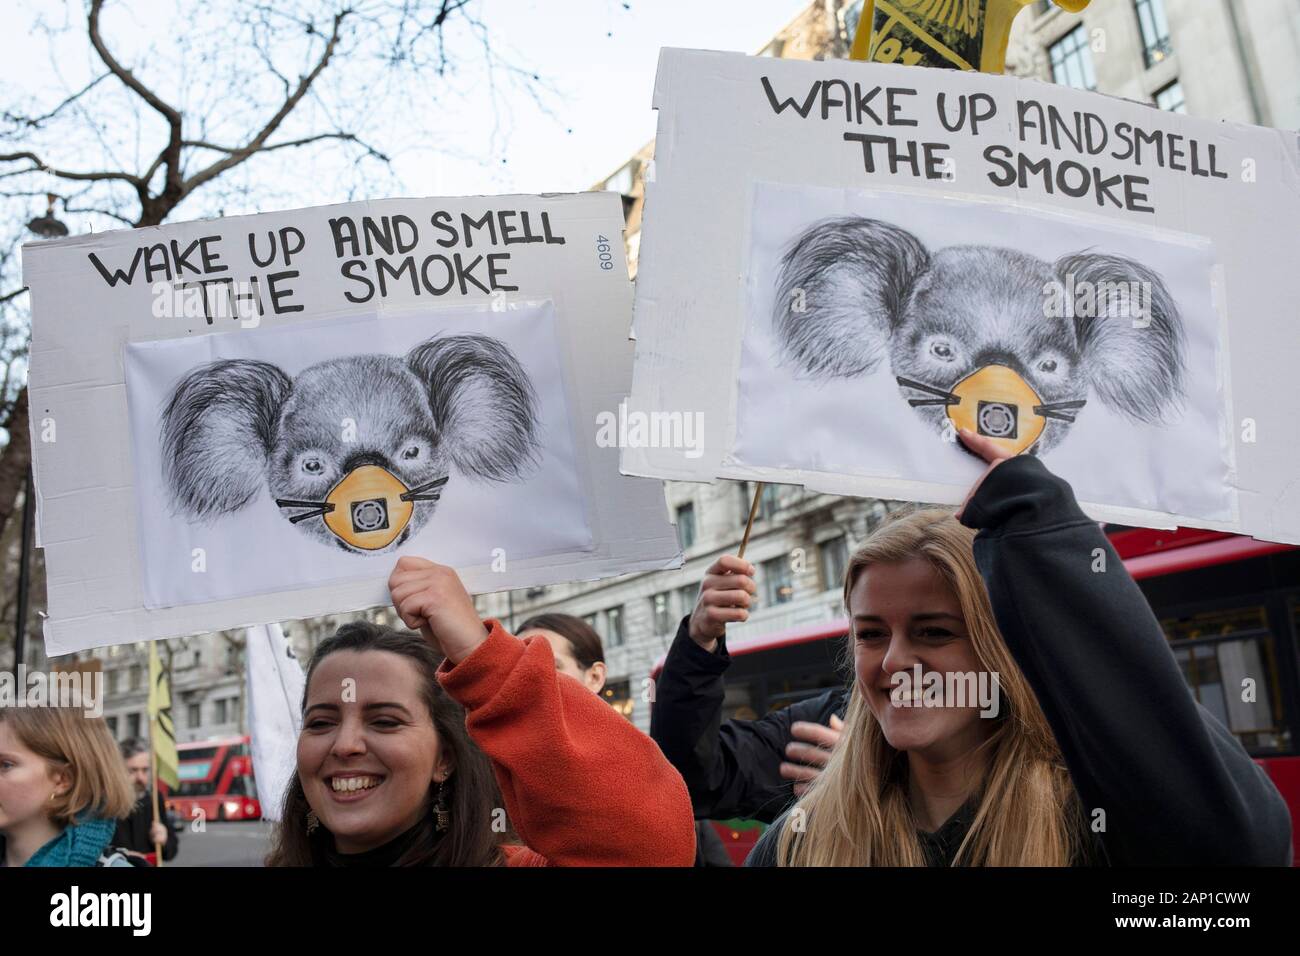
[114,737,179,863]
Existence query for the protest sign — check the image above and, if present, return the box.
[625,48,1300,544]
[24,193,681,654]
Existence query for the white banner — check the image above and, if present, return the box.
[243,622,305,823]
[24,192,682,654]
[626,49,1300,544]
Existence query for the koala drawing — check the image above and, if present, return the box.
[160,333,541,553]
[773,216,1187,455]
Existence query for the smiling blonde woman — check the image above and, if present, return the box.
[747,431,1292,867]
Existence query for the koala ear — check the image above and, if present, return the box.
[773,216,929,378]
[1055,253,1186,424]
[405,334,541,482]
[160,360,292,520]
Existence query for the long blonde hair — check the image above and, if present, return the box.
[774,508,1083,866]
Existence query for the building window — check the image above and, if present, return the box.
[129,664,143,691]
[675,502,696,551]
[1134,0,1173,67]
[1048,25,1096,91]
[819,536,850,592]
[188,702,201,728]
[214,698,228,724]
[126,713,141,739]
[739,482,782,524]
[106,716,118,739]
[583,612,599,633]
[676,584,697,620]
[842,0,865,47]
[107,669,119,696]
[1154,80,1185,114]
[1163,604,1288,752]
[760,556,795,607]
[602,679,634,720]
[651,591,674,634]
[606,606,625,648]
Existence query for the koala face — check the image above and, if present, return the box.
[160,334,541,554]
[267,356,451,551]
[889,247,1089,453]
[773,216,1186,456]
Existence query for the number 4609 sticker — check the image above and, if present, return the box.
[596,235,615,271]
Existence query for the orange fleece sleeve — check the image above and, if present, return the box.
[436,619,696,867]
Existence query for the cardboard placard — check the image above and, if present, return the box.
[24,193,681,654]
[626,48,1300,544]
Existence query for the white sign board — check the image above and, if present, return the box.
[626,48,1300,544]
[24,193,681,654]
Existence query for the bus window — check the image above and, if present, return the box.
[723,681,757,721]
[1163,605,1289,754]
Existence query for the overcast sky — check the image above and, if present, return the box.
[2,1,808,207]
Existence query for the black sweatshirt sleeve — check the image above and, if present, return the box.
[961,454,1292,866]
[649,616,846,823]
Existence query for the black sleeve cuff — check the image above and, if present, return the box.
[665,614,730,674]
[958,454,1090,535]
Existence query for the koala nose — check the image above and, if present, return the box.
[970,349,1026,377]
[340,450,393,474]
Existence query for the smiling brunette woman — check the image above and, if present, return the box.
[745,430,1291,867]
[267,557,695,867]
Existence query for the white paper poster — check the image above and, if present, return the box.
[626,48,1300,544]
[24,193,682,654]
[735,182,1229,521]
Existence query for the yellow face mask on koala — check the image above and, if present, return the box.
[897,366,1087,456]
[276,468,449,551]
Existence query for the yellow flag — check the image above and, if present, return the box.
[851,0,1091,73]
[148,643,180,790]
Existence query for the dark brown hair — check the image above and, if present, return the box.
[517,613,605,670]
[265,621,506,867]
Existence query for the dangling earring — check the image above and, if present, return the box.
[433,781,449,832]
[306,809,320,835]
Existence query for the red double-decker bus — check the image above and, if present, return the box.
[163,735,262,823]
[655,528,1300,866]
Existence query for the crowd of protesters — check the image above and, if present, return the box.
[1,432,1292,866]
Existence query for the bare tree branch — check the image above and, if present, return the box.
[180,9,350,198]
[0,151,142,185]
[2,73,111,131]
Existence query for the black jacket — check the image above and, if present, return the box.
[747,456,1293,866]
[114,792,179,862]
[650,617,849,824]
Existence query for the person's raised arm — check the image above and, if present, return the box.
[650,555,844,822]
[390,556,695,866]
[956,430,1291,866]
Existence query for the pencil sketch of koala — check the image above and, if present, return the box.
[772,216,1187,454]
[159,333,541,553]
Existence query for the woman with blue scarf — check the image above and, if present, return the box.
[1,704,137,867]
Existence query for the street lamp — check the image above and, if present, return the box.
[27,193,69,238]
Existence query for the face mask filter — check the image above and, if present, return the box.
[897,365,1086,456]
[276,468,449,550]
